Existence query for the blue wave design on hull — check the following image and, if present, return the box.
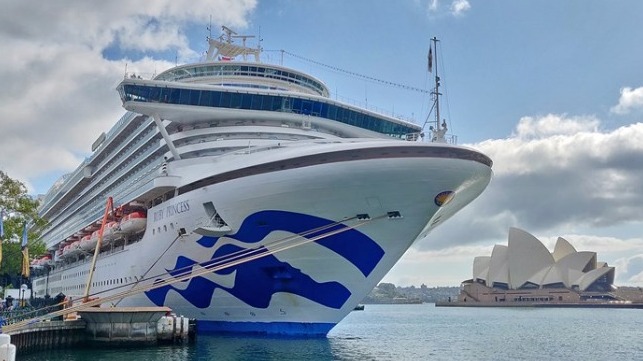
[145,210,385,312]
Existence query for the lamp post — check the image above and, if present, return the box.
[20,284,28,308]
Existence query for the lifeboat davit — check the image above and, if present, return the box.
[119,211,147,235]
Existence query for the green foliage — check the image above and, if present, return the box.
[0,170,48,274]
[376,282,398,297]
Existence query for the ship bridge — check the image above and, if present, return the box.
[117,79,421,139]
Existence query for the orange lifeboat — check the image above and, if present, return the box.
[119,211,147,235]
[67,240,82,256]
[80,233,97,252]
[102,221,120,243]
[61,244,72,258]
[42,254,54,266]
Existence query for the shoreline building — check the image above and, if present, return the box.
[457,228,618,304]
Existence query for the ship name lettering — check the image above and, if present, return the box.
[165,200,190,218]
[153,210,164,222]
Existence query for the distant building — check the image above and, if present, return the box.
[457,227,618,304]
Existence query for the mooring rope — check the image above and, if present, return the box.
[112,214,359,306]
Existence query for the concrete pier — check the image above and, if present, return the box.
[79,307,171,344]
[7,320,85,353]
[4,307,195,354]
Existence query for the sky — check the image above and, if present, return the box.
[2,0,643,287]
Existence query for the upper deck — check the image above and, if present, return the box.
[152,27,329,97]
[154,62,330,98]
[119,26,421,139]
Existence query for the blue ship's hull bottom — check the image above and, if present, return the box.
[196,320,336,336]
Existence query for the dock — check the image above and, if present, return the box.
[2,306,195,354]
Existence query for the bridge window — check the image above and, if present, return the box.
[121,84,419,138]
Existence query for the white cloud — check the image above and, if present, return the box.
[425,0,471,17]
[450,0,471,16]
[614,254,643,285]
[0,0,256,193]
[513,113,599,139]
[428,0,439,12]
[611,86,643,114]
[417,115,643,253]
[392,111,643,286]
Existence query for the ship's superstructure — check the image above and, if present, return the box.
[31,29,493,335]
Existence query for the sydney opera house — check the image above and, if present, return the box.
[457,228,618,304]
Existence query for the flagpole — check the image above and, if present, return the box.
[432,36,440,137]
[0,209,4,270]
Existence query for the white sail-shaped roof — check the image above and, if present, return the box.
[487,245,509,287]
[469,228,615,291]
[555,251,596,287]
[574,267,615,291]
[539,265,565,287]
[526,265,556,287]
[508,227,554,289]
[473,256,491,283]
[552,237,577,261]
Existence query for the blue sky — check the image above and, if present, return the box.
[2,0,643,287]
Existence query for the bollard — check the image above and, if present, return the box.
[0,334,17,361]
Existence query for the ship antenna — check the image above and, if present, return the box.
[207,15,212,40]
[258,26,263,59]
[424,37,448,143]
[433,37,440,140]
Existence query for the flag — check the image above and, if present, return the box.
[21,222,30,278]
[428,46,433,73]
[0,209,4,267]
[0,209,4,238]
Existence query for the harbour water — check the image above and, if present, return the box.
[19,303,643,360]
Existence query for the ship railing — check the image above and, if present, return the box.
[430,134,457,144]
[41,113,137,215]
[78,127,158,207]
[88,112,137,164]
[50,122,156,218]
[333,93,418,125]
[123,71,156,81]
[149,65,328,96]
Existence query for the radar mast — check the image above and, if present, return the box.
[424,37,449,143]
[205,26,261,62]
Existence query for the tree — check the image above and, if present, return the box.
[0,170,47,282]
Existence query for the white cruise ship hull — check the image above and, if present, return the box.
[34,141,491,335]
[33,33,493,335]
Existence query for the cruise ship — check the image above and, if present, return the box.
[31,29,493,335]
